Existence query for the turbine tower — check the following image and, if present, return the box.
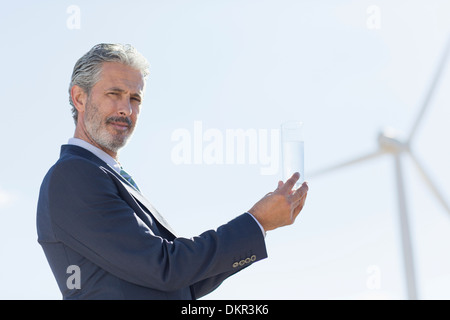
[310,37,450,300]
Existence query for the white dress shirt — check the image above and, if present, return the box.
[68,137,122,174]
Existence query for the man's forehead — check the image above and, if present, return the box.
[99,62,146,92]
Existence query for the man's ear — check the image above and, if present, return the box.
[71,85,88,113]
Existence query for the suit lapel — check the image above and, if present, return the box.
[61,145,178,238]
[101,166,178,237]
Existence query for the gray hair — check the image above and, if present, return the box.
[68,43,150,124]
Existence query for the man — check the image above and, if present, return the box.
[36,43,309,300]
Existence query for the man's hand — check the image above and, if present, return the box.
[248,172,309,232]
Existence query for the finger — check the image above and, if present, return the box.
[276,180,284,190]
[292,194,307,220]
[289,181,309,204]
[279,172,300,194]
[292,189,308,218]
[292,193,307,214]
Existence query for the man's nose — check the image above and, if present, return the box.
[117,98,133,117]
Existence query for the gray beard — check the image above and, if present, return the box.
[84,101,134,153]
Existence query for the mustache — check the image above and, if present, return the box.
[106,116,132,127]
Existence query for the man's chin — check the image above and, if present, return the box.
[105,139,129,153]
[93,134,130,154]
[85,123,132,154]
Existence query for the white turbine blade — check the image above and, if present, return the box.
[393,154,418,300]
[309,150,384,178]
[408,36,450,144]
[408,150,450,215]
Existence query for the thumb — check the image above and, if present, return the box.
[276,180,284,190]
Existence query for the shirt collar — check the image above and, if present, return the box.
[67,137,122,174]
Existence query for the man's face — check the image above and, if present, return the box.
[78,62,145,155]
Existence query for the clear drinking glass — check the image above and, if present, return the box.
[281,121,304,189]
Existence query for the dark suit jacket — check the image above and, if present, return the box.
[36,145,267,299]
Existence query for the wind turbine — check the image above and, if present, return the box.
[309,37,450,300]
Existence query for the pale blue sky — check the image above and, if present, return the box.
[1,0,449,299]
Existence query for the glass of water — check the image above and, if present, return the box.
[281,121,304,189]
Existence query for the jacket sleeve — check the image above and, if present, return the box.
[47,158,268,293]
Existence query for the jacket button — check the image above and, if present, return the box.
[251,255,256,261]
[232,262,239,268]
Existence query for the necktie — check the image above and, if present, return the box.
[119,167,140,191]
